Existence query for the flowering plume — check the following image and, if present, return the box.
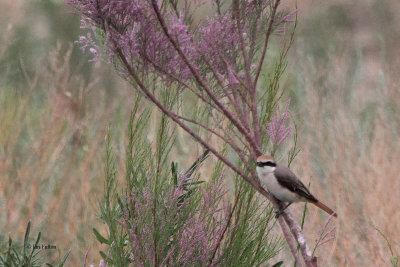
[198,13,239,72]
[312,214,337,257]
[273,9,299,35]
[115,171,229,266]
[265,99,293,146]
[68,0,295,85]
[69,0,198,80]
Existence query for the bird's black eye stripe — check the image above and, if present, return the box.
[256,161,276,167]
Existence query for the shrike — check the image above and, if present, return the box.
[256,155,337,218]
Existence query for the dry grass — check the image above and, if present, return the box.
[289,69,400,265]
[0,38,134,264]
[282,1,400,263]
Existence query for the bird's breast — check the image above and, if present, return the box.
[260,172,302,203]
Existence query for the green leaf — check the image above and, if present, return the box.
[271,261,284,267]
[99,251,107,260]
[93,228,110,245]
[171,162,178,186]
[23,221,31,257]
[117,195,124,212]
[57,249,71,267]
[184,150,209,178]
[29,231,41,262]
[184,180,205,186]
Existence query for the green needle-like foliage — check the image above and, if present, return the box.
[90,97,283,266]
[0,221,70,267]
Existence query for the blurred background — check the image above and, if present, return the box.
[0,0,399,265]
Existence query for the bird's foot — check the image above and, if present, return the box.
[275,209,285,219]
[274,202,293,219]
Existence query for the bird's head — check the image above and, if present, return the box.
[256,155,276,175]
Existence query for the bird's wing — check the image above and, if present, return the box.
[274,164,318,202]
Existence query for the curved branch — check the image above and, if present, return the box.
[175,114,248,160]
[283,211,316,266]
[279,215,303,267]
[254,0,281,88]
[141,53,222,112]
[207,184,243,267]
[117,47,256,185]
[251,0,282,150]
[150,0,262,156]
[199,54,247,129]
[233,0,253,89]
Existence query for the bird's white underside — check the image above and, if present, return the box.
[256,166,303,203]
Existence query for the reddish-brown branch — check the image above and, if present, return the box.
[250,88,261,155]
[233,0,253,90]
[283,211,316,266]
[206,109,249,149]
[250,0,282,151]
[175,114,249,162]
[278,215,304,267]
[254,0,281,88]
[116,47,257,187]
[221,57,252,94]
[141,53,221,112]
[223,63,252,133]
[207,184,243,267]
[151,0,262,156]
[230,3,257,140]
[248,14,261,66]
[199,54,246,128]
[229,83,251,133]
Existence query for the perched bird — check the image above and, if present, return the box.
[256,155,337,218]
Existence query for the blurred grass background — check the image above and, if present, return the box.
[0,0,399,265]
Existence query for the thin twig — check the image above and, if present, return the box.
[233,0,253,89]
[207,185,243,267]
[142,53,222,112]
[150,0,262,156]
[254,0,281,88]
[175,114,248,159]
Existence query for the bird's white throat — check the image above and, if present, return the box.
[256,166,276,176]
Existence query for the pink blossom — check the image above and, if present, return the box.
[265,99,293,146]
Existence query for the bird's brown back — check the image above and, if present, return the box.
[274,164,318,202]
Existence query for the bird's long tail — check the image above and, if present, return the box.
[311,201,337,217]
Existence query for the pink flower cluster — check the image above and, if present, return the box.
[265,99,293,146]
[116,172,229,266]
[70,0,197,80]
[69,0,296,85]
